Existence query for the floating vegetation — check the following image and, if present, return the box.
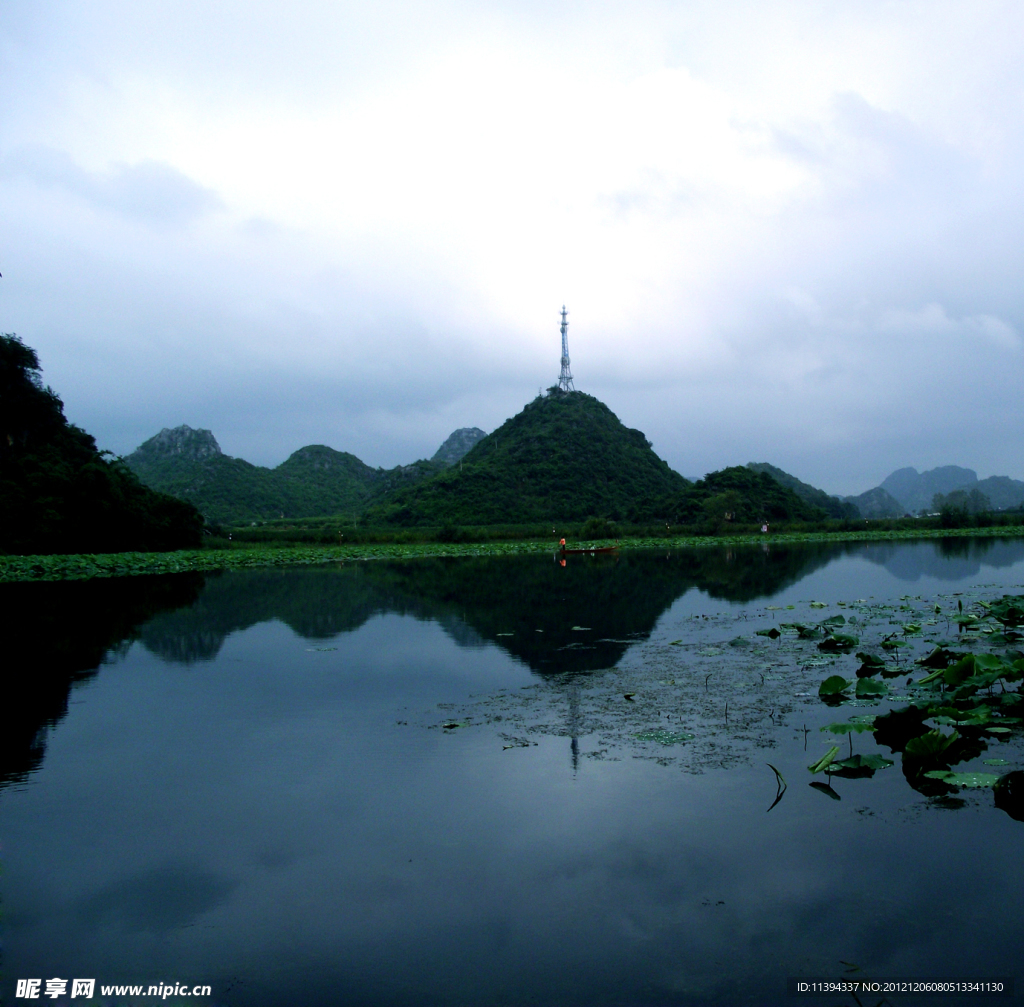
[3,524,1024,582]
[411,584,1023,816]
[808,593,1024,807]
[634,729,696,745]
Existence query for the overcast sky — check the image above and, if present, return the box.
[3,1,1023,494]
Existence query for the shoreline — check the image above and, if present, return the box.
[2,523,1024,583]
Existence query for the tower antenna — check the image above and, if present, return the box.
[557,305,575,392]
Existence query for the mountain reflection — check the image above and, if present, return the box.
[4,536,1023,790]
[138,543,846,672]
[0,574,204,788]
[138,538,1024,672]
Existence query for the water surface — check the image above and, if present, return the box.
[3,538,1023,1005]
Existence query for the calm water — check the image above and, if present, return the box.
[3,538,1024,1006]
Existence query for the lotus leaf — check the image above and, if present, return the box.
[988,596,1024,628]
[756,627,781,639]
[904,728,960,757]
[943,655,977,688]
[820,721,875,735]
[856,652,885,669]
[916,646,958,669]
[808,746,841,773]
[818,634,859,653]
[818,676,852,697]
[923,771,999,788]
[855,678,887,697]
[832,754,893,774]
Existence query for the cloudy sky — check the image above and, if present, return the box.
[3,1,1023,494]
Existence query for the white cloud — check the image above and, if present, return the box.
[1,0,1023,492]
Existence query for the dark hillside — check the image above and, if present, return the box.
[127,431,295,524]
[844,486,904,519]
[365,390,689,526]
[127,428,446,524]
[746,462,858,519]
[653,466,827,529]
[0,334,202,554]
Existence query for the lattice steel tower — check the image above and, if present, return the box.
[557,305,575,392]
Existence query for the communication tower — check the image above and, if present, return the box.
[558,305,575,392]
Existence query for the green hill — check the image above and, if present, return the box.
[746,462,859,519]
[843,485,904,519]
[0,334,203,554]
[126,425,445,525]
[364,389,689,526]
[653,466,828,529]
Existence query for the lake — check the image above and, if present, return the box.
[3,537,1023,1006]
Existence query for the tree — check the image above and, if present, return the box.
[0,333,204,554]
[932,488,992,528]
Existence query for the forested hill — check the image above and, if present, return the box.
[126,426,444,525]
[746,462,859,519]
[364,390,690,526]
[0,334,202,555]
[650,466,828,529]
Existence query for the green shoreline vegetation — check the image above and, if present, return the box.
[3,522,1024,583]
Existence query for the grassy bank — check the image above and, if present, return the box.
[2,523,1024,583]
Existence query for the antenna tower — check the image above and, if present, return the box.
[557,305,575,392]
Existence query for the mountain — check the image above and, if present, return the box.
[0,334,203,554]
[865,465,1024,514]
[432,427,486,465]
[656,466,828,528]
[364,390,689,526]
[881,466,978,514]
[975,476,1024,511]
[844,486,904,519]
[126,426,456,525]
[746,462,859,519]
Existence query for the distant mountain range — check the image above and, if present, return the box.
[126,425,481,525]
[125,405,1024,527]
[877,466,1024,514]
[754,463,1024,519]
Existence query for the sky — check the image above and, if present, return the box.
[2,1,1023,495]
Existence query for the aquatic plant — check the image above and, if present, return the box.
[812,594,1024,809]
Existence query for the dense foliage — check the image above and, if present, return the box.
[127,428,445,525]
[0,334,203,554]
[364,390,690,525]
[746,462,859,519]
[650,466,828,529]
